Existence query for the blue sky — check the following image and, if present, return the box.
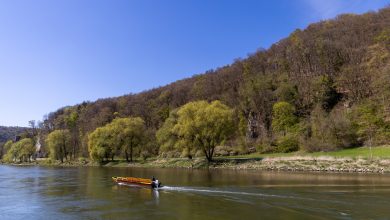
[0,0,389,127]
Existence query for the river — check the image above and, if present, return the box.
[0,165,390,219]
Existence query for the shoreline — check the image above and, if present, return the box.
[2,156,390,174]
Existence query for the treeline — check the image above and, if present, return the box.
[0,126,32,160]
[0,126,28,143]
[2,7,389,163]
[2,138,35,162]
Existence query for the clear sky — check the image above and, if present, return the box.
[0,0,389,127]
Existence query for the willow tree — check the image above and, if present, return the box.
[1,140,13,160]
[111,117,146,162]
[88,117,146,162]
[3,138,35,162]
[156,110,179,153]
[18,138,35,162]
[88,126,115,162]
[46,130,72,163]
[173,100,235,162]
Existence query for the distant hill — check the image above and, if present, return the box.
[41,7,390,156]
[0,126,29,143]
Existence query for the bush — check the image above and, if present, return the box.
[140,151,151,161]
[214,146,232,156]
[276,135,299,153]
[180,148,193,159]
[229,150,239,156]
[78,157,88,164]
[159,151,181,158]
[304,106,359,152]
[302,138,332,152]
[255,136,275,153]
[194,150,204,157]
[2,153,13,163]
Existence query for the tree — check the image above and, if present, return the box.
[46,130,72,163]
[88,126,114,162]
[110,117,146,162]
[88,117,147,162]
[275,82,298,104]
[64,110,79,159]
[33,7,390,156]
[0,140,12,159]
[272,102,298,135]
[18,138,35,162]
[28,120,39,137]
[156,110,179,153]
[311,75,341,111]
[305,106,358,152]
[173,100,235,162]
[238,73,274,140]
[3,140,16,162]
[3,138,34,162]
[353,103,387,159]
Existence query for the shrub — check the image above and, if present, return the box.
[140,151,151,161]
[304,106,359,152]
[276,135,299,153]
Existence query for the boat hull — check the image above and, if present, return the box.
[112,176,161,188]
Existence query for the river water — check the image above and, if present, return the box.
[1,165,390,219]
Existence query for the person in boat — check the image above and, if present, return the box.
[151,176,161,188]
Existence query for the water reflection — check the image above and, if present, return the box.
[1,165,390,219]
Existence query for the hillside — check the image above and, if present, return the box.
[41,7,390,157]
[0,126,29,143]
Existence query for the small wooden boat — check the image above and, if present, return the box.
[112,176,162,188]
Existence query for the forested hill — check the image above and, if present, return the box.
[42,7,390,156]
[0,126,28,143]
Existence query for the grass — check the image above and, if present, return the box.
[224,145,390,160]
[309,145,390,158]
[3,145,390,173]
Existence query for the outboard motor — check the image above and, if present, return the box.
[151,179,162,189]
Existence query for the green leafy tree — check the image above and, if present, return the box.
[110,117,146,162]
[238,72,274,139]
[65,110,79,159]
[374,28,390,47]
[1,140,13,160]
[272,101,298,135]
[353,103,387,158]
[156,110,179,153]
[305,106,358,152]
[3,141,16,162]
[18,138,35,162]
[3,138,34,162]
[88,126,114,162]
[275,82,298,104]
[88,117,147,162]
[173,100,235,162]
[311,75,340,111]
[46,130,72,163]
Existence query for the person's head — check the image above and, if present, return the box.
[152,176,156,181]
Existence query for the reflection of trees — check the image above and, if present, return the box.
[40,169,77,197]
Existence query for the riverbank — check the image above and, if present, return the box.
[105,156,390,173]
[2,146,390,173]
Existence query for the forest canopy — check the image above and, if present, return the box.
[2,7,389,162]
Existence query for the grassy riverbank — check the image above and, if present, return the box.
[227,145,390,159]
[2,145,390,173]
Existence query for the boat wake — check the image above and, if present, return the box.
[117,184,342,205]
[117,182,278,198]
[159,186,283,198]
